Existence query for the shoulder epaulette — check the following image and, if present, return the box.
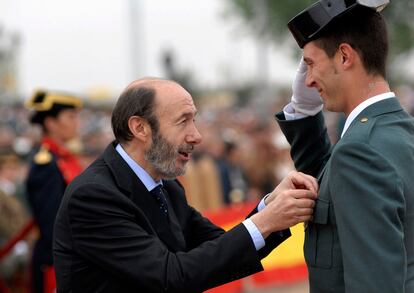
[34,146,52,165]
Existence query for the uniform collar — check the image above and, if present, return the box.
[341,92,395,138]
[41,136,72,157]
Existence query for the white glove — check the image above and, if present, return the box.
[291,57,323,116]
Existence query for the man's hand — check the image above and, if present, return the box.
[251,171,318,238]
[291,57,323,116]
[265,171,318,205]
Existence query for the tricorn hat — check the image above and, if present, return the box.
[25,90,82,125]
[288,0,389,48]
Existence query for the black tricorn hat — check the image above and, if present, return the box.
[25,90,83,125]
[288,0,389,48]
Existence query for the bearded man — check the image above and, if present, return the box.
[53,78,317,293]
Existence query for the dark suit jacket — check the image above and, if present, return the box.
[276,98,414,292]
[53,142,290,293]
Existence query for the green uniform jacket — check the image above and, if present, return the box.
[276,98,414,292]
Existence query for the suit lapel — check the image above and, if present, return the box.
[103,142,153,218]
[103,142,186,252]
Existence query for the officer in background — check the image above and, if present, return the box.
[25,90,83,293]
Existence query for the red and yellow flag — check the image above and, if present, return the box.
[203,202,307,292]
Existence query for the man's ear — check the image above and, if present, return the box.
[128,116,151,142]
[337,43,355,70]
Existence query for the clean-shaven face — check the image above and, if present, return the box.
[303,42,344,112]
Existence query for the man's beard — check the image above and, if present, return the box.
[144,131,188,179]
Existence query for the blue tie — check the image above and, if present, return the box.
[151,185,169,217]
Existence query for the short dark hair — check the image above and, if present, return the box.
[111,86,159,143]
[314,6,388,78]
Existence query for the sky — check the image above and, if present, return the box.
[1,0,300,98]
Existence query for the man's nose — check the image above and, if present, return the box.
[187,125,202,145]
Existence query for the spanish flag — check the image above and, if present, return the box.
[203,202,307,292]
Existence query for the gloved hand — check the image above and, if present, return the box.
[291,57,323,116]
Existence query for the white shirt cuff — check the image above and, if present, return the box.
[242,218,265,251]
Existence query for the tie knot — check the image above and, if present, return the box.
[151,185,163,196]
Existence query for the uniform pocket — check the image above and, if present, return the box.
[304,198,333,269]
[313,198,329,224]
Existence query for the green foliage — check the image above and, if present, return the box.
[383,1,414,56]
[227,0,313,37]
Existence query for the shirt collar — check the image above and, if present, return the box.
[341,92,395,138]
[115,143,162,192]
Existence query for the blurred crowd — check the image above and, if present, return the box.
[1,84,414,291]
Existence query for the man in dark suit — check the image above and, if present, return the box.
[53,78,318,292]
[276,0,414,292]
